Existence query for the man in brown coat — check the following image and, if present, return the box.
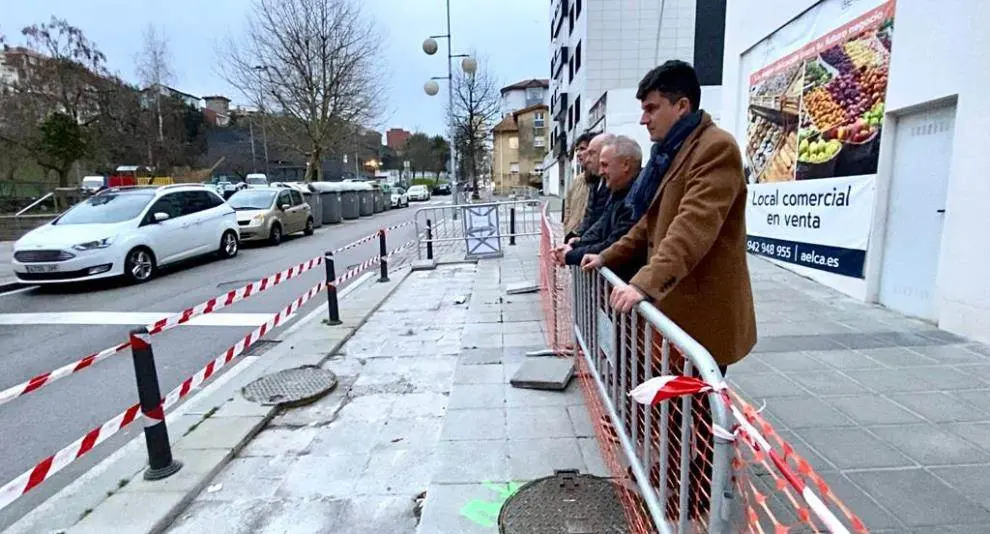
[581,61,757,522]
[562,132,598,236]
[582,61,756,369]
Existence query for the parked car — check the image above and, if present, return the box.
[12,185,239,285]
[432,183,452,196]
[407,185,431,201]
[390,187,409,208]
[227,187,314,245]
[244,174,269,188]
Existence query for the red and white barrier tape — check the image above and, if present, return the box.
[0,342,132,408]
[328,257,380,288]
[629,376,850,534]
[0,256,325,408]
[160,280,325,414]
[0,280,328,511]
[147,255,324,334]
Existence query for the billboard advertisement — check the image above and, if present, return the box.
[741,0,895,278]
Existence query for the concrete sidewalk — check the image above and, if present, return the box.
[162,240,605,534]
[732,258,990,532]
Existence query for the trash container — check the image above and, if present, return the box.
[371,183,385,213]
[310,182,343,224]
[340,182,361,220]
[356,182,374,217]
[305,187,323,228]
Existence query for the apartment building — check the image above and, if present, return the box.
[492,103,549,194]
[544,0,727,195]
[500,79,549,117]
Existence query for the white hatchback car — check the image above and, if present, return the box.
[407,185,431,201]
[12,185,240,284]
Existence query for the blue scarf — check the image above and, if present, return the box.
[625,110,703,220]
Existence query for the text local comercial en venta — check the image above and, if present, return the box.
[750,184,853,229]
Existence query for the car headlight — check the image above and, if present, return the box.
[251,214,265,224]
[73,237,114,251]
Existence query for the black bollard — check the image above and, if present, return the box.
[129,327,182,480]
[426,219,434,260]
[378,229,389,282]
[324,251,342,325]
[509,207,517,246]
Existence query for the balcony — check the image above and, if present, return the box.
[554,131,568,158]
[551,0,570,39]
[551,46,569,81]
[552,92,568,122]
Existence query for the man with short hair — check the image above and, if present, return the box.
[581,60,757,521]
[565,132,614,243]
[555,136,644,281]
[562,132,598,237]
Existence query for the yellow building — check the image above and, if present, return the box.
[492,103,549,194]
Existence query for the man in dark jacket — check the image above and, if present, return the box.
[565,133,614,243]
[555,135,644,280]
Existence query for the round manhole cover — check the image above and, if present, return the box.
[499,470,631,533]
[242,366,338,406]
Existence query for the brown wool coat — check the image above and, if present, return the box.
[600,113,757,367]
[563,172,590,235]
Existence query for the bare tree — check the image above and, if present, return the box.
[0,18,110,186]
[221,0,386,182]
[135,24,174,145]
[448,58,500,199]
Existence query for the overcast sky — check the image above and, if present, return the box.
[1,0,549,137]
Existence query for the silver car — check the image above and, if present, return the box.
[228,187,314,245]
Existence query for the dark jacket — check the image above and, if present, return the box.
[565,184,644,281]
[565,174,609,242]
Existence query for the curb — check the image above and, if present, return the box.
[4,269,413,534]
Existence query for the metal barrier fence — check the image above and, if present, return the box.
[538,205,867,533]
[571,266,734,533]
[413,199,542,260]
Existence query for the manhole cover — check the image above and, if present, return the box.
[242,366,338,407]
[499,470,631,534]
[498,470,631,533]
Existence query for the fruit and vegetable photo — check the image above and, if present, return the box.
[745,12,895,183]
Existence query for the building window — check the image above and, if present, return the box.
[526,87,544,106]
[568,5,574,34]
[533,111,545,129]
[509,136,519,149]
[576,0,582,17]
[567,105,573,131]
[510,162,520,174]
[534,135,546,148]
[575,41,582,73]
[574,95,581,125]
[568,58,574,83]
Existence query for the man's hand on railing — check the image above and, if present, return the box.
[609,283,646,313]
[579,253,602,271]
[552,243,571,267]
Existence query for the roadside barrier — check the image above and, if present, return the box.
[537,206,867,532]
[413,199,542,260]
[0,224,409,408]
[0,224,421,511]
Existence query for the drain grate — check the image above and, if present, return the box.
[242,365,338,407]
[499,470,631,534]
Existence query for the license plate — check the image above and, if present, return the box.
[25,264,60,273]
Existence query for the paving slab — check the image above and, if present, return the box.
[509,356,574,390]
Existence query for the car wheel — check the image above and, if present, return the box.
[268,223,283,246]
[124,247,155,283]
[218,230,239,259]
[304,217,315,236]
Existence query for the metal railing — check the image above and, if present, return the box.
[413,199,543,260]
[570,266,734,532]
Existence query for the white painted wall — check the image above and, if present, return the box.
[500,91,528,116]
[721,0,990,343]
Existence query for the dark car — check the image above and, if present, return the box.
[432,183,452,195]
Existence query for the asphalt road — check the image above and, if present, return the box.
[0,200,449,529]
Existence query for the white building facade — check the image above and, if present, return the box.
[543,0,728,197]
[721,0,990,343]
[500,79,549,117]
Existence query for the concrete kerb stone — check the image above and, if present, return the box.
[9,270,413,534]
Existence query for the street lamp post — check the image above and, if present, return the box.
[253,65,271,176]
[423,0,476,208]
